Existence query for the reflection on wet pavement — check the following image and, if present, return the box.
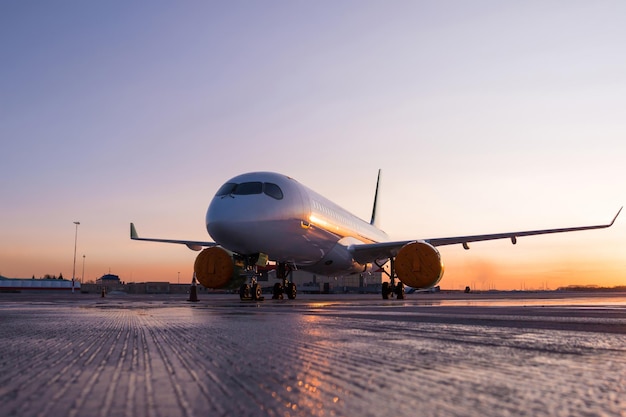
[1,292,625,416]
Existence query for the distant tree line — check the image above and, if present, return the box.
[31,273,66,280]
[557,285,626,292]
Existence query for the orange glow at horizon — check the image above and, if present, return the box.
[440,244,626,291]
[2,241,624,290]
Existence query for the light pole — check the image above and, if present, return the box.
[72,221,80,293]
[178,271,180,285]
[82,255,86,284]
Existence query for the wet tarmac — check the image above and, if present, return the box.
[1,291,625,417]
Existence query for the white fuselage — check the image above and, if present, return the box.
[206,172,389,276]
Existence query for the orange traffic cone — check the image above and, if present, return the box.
[188,275,198,302]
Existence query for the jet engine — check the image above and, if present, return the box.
[394,241,444,289]
[194,247,237,289]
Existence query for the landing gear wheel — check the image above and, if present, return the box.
[382,282,391,300]
[239,284,251,300]
[395,283,405,300]
[272,283,284,299]
[286,283,297,300]
[252,283,264,301]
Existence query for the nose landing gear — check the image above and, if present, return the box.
[239,278,264,301]
[238,254,266,301]
[238,258,297,301]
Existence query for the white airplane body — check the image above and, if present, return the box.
[131,171,621,300]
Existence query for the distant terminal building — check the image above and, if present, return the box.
[79,269,387,295]
[96,274,121,287]
[0,275,80,292]
[126,282,171,294]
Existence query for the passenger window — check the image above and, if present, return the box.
[263,182,283,200]
[216,182,237,196]
[233,182,263,195]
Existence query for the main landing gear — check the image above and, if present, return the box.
[271,262,297,300]
[272,281,297,300]
[377,257,404,300]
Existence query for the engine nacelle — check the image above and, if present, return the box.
[395,241,444,289]
[194,247,237,289]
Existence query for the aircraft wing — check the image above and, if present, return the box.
[130,223,216,251]
[349,207,622,264]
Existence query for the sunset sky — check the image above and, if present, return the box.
[1,1,625,290]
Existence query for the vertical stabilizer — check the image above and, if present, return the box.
[370,169,381,227]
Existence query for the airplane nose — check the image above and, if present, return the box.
[204,174,303,255]
[206,200,244,240]
[206,220,242,248]
[205,196,266,254]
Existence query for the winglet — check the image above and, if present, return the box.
[370,169,381,227]
[130,222,139,239]
[609,207,622,227]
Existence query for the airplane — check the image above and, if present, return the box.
[131,171,621,300]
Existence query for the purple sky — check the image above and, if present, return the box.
[1,2,624,289]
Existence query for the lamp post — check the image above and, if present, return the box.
[72,221,80,293]
[178,271,180,285]
[82,255,86,284]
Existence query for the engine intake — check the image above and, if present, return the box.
[194,247,235,289]
[395,241,444,289]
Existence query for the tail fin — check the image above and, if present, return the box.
[370,169,381,227]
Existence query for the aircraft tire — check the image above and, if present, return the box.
[286,283,297,300]
[382,282,390,299]
[272,283,283,299]
[253,283,262,301]
[239,284,250,300]
[395,283,405,300]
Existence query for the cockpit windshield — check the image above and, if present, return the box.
[263,182,283,199]
[215,183,236,196]
[233,182,262,195]
[215,181,284,200]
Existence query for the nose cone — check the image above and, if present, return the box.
[205,172,303,255]
[206,197,254,251]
